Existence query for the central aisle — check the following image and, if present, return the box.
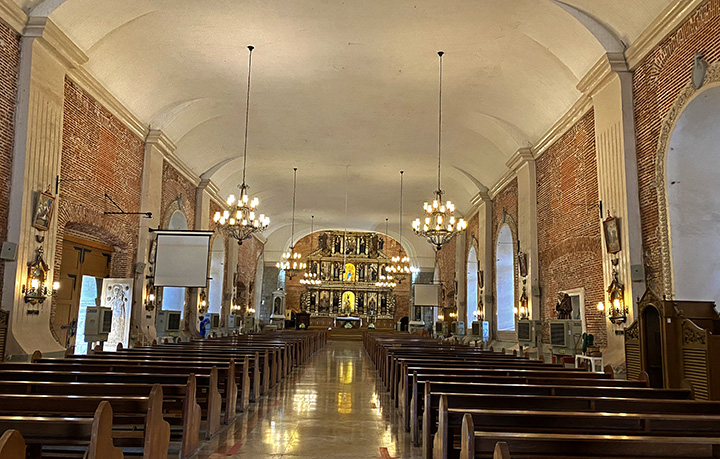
[193,340,423,458]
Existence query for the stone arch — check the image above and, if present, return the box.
[654,62,720,299]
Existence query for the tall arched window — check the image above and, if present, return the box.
[466,246,478,326]
[496,224,515,332]
[208,237,225,316]
[162,210,188,317]
[667,86,720,307]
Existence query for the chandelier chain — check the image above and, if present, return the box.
[399,170,404,242]
[241,45,254,188]
[438,51,444,193]
[291,167,297,247]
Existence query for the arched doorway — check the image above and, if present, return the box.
[666,85,720,307]
[496,224,515,335]
[641,305,663,388]
[207,237,225,316]
[161,210,188,317]
[466,246,478,329]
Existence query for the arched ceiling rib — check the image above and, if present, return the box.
[14,0,675,266]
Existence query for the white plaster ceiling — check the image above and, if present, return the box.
[17,0,673,265]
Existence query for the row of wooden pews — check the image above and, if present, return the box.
[364,333,720,459]
[0,330,327,459]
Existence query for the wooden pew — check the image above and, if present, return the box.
[460,416,720,459]
[0,430,25,459]
[0,377,200,459]
[0,385,169,458]
[0,401,123,459]
[435,395,720,459]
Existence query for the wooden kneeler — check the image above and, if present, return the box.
[0,430,25,459]
[87,401,124,459]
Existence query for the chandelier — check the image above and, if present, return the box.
[214,45,269,243]
[412,51,467,251]
[387,170,411,279]
[375,274,397,289]
[300,215,321,285]
[276,168,306,279]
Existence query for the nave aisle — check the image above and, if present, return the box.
[193,341,421,458]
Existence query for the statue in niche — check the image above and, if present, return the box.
[368,297,377,316]
[333,262,341,280]
[359,237,367,254]
[370,264,378,282]
[358,295,365,315]
[334,236,342,254]
[318,233,330,255]
[378,236,384,250]
[369,235,379,258]
[321,262,329,281]
[345,236,357,255]
[344,263,356,282]
[358,264,365,282]
[319,291,330,313]
[332,293,340,314]
[380,296,387,315]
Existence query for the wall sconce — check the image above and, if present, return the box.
[597,258,628,324]
[198,289,208,315]
[473,309,483,322]
[448,311,457,321]
[514,279,529,319]
[438,311,445,322]
[144,283,156,311]
[22,247,58,307]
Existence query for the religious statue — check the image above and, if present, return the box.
[334,236,342,254]
[555,293,573,319]
[318,233,330,255]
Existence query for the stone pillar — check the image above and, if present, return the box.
[2,17,87,357]
[454,231,466,333]
[477,195,493,338]
[580,53,646,367]
[509,149,540,320]
[131,131,167,346]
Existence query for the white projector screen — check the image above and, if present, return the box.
[153,231,213,287]
[413,284,440,306]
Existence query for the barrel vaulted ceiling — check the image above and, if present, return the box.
[15,0,673,264]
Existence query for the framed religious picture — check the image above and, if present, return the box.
[32,190,55,231]
[603,216,621,254]
[517,251,528,278]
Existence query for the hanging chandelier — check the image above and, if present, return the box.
[276,168,306,279]
[214,45,270,243]
[412,51,467,251]
[387,170,412,279]
[300,215,321,285]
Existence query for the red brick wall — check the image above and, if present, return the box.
[536,109,606,346]
[57,78,145,279]
[634,0,720,294]
[0,23,20,304]
[491,178,518,335]
[436,236,457,312]
[284,231,410,320]
[160,161,196,229]
[236,235,264,309]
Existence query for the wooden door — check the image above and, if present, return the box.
[54,236,112,350]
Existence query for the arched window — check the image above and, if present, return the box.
[466,246,478,326]
[162,210,187,317]
[667,86,720,307]
[207,237,225,315]
[496,224,515,332]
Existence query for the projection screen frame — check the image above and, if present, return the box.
[152,230,214,288]
[413,283,441,307]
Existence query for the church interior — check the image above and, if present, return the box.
[1,0,720,458]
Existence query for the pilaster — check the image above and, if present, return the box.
[582,53,646,367]
[477,194,493,334]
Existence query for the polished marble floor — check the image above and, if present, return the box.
[192,340,423,458]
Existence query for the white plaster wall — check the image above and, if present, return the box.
[667,86,720,307]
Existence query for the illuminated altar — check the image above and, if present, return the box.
[300,231,398,325]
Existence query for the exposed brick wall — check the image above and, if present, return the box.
[236,235,264,310]
[491,178,518,336]
[0,23,20,306]
[284,231,410,321]
[634,0,720,294]
[57,78,144,278]
[536,109,606,346]
[437,236,457,312]
[160,161,196,229]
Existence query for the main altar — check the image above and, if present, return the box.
[300,231,398,330]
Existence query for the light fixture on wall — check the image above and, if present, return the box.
[388,171,412,279]
[514,278,529,319]
[597,258,627,323]
[276,168,306,279]
[198,289,208,315]
[144,283,156,311]
[214,45,270,244]
[412,51,467,250]
[22,246,58,307]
